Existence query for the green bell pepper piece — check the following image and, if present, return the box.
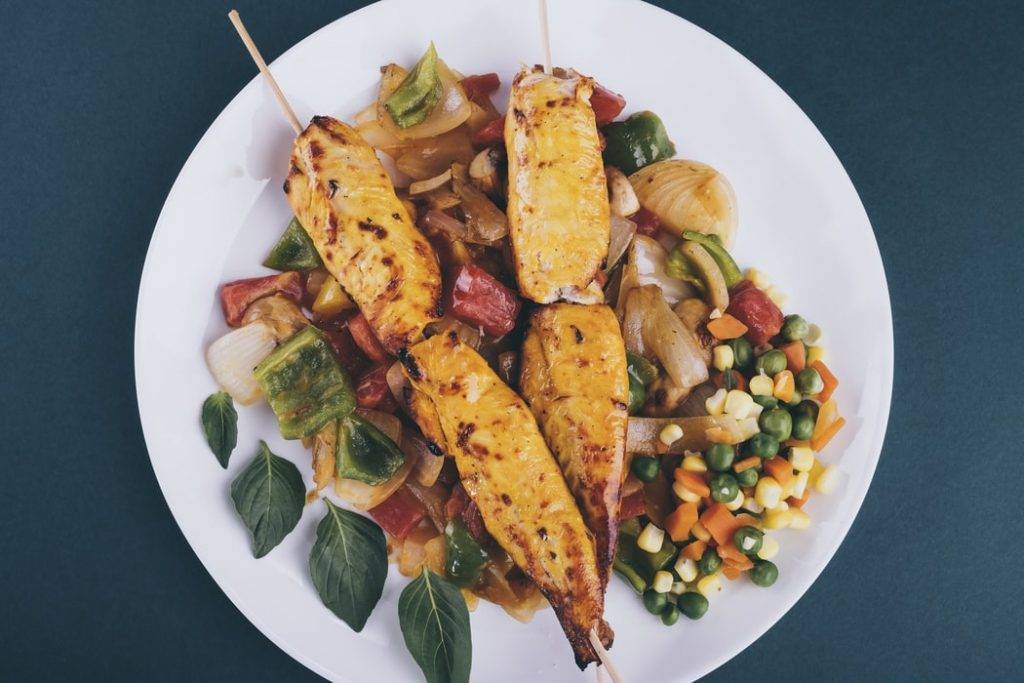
[335,414,406,485]
[626,351,658,414]
[640,535,678,574]
[263,218,322,271]
[444,519,489,588]
[384,43,442,129]
[602,111,676,175]
[253,326,355,439]
[613,529,653,593]
[681,230,742,288]
[665,246,707,292]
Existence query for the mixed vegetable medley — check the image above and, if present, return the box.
[201,41,846,681]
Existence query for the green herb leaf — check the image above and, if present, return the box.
[308,499,387,632]
[399,569,472,683]
[201,391,238,468]
[230,441,305,558]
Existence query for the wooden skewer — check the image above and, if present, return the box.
[538,0,553,74]
[227,9,303,135]
[596,664,607,683]
[590,628,624,683]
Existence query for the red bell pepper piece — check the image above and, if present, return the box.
[368,487,426,540]
[460,73,500,106]
[471,116,505,148]
[321,326,370,378]
[355,364,398,413]
[447,263,521,337]
[619,489,646,520]
[590,82,626,126]
[632,207,661,238]
[347,312,389,363]
[220,272,302,326]
[726,281,783,346]
[444,483,488,543]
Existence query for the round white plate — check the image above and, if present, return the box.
[135,0,893,680]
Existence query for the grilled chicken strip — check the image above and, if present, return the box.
[505,67,610,304]
[519,304,629,589]
[401,332,613,668]
[285,115,442,353]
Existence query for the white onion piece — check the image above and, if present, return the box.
[606,215,637,274]
[409,169,452,195]
[205,321,277,405]
[386,361,410,409]
[334,454,415,510]
[631,235,694,305]
[355,408,402,444]
[406,431,444,487]
[376,60,472,141]
[634,285,709,390]
[630,159,738,247]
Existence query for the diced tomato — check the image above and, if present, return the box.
[347,312,389,363]
[726,281,784,346]
[445,483,469,522]
[460,73,500,106]
[355,364,398,412]
[471,116,505,148]
[321,326,370,377]
[590,82,626,126]
[447,263,521,337]
[632,207,660,238]
[619,489,647,520]
[368,487,426,540]
[220,272,302,326]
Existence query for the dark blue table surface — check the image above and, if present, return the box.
[2,1,1021,680]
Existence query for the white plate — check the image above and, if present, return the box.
[134,0,893,680]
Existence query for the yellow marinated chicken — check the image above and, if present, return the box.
[519,304,629,589]
[285,115,442,353]
[401,332,613,668]
[504,67,610,304]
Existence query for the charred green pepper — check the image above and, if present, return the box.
[681,230,742,288]
[444,519,488,588]
[335,414,406,485]
[263,218,322,271]
[384,43,442,129]
[665,247,707,292]
[626,351,658,414]
[602,111,676,175]
[253,326,355,439]
[613,526,652,593]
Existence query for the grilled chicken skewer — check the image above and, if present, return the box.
[402,332,614,668]
[505,66,610,304]
[519,303,629,589]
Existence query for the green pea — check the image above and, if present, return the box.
[792,399,820,423]
[728,337,754,370]
[643,588,669,614]
[698,547,722,575]
[733,526,764,555]
[795,368,824,395]
[735,466,759,487]
[759,408,792,441]
[746,432,780,459]
[631,456,660,482]
[755,349,787,377]
[752,395,779,410]
[709,473,739,503]
[661,604,681,626]
[677,591,709,619]
[781,315,809,342]
[750,560,779,587]
[705,444,735,472]
[791,413,816,441]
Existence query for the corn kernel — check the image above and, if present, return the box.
[815,464,840,494]
[773,370,795,401]
[653,570,674,593]
[725,490,744,511]
[682,454,707,472]
[763,508,793,529]
[713,345,735,371]
[806,345,825,364]
[766,285,788,307]
[724,390,754,419]
[691,520,712,543]
[659,423,684,446]
[754,476,782,509]
[749,374,774,396]
[742,497,764,514]
[791,471,810,499]
[673,481,702,503]
[671,581,687,595]
[705,388,728,416]
[757,535,780,560]
[789,508,811,530]
[674,556,698,583]
[774,500,790,513]
[696,573,722,598]
[637,523,665,553]
[805,324,823,345]
[748,401,765,419]
[745,268,770,289]
[789,446,815,472]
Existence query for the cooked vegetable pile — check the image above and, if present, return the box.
[201,42,847,681]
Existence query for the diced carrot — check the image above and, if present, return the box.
[718,543,754,570]
[706,314,748,340]
[773,370,795,403]
[733,456,761,473]
[734,513,760,528]
[699,503,744,546]
[811,360,838,401]
[713,370,747,392]
[779,340,806,373]
[812,399,838,440]
[811,416,846,451]
[674,470,711,497]
[663,502,699,542]
[723,566,741,580]
[763,456,795,487]
[682,540,707,561]
[788,489,810,508]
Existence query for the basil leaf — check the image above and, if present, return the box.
[230,441,304,558]
[308,499,387,632]
[201,391,237,468]
[399,569,472,683]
